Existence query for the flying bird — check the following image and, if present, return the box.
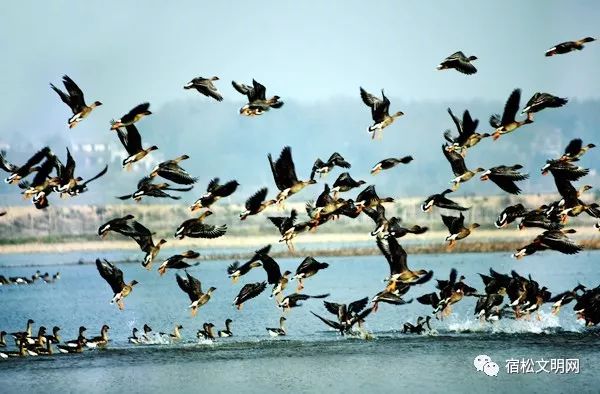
[233,281,267,310]
[442,144,484,190]
[359,87,404,139]
[545,37,595,56]
[184,76,223,101]
[1,147,51,184]
[149,155,197,185]
[111,122,158,169]
[175,271,215,316]
[480,165,529,195]
[521,92,568,115]
[232,79,283,116]
[190,178,239,211]
[50,75,102,129]
[158,250,200,276]
[421,189,469,212]
[175,211,227,239]
[110,103,152,129]
[441,213,479,250]
[239,188,277,220]
[489,89,533,140]
[95,259,138,310]
[268,146,316,206]
[370,156,413,175]
[310,152,351,180]
[436,51,478,74]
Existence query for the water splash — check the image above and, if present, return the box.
[442,311,584,334]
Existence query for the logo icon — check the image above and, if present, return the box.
[474,355,499,377]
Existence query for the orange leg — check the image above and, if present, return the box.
[446,240,456,251]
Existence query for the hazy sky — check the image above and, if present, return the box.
[1,0,598,139]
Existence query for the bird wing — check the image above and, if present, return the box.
[206,177,220,193]
[501,89,521,125]
[0,151,18,172]
[19,147,52,175]
[62,75,86,112]
[489,175,522,195]
[564,139,583,157]
[61,148,76,183]
[123,103,150,123]
[227,261,240,275]
[310,158,326,180]
[416,292,440,307]
[50,83,72,109]
[157,163,196,185]
[231,80,251,96]
[347,297,369,315]
[275,146,298,188]
[246,188,268,211]
[96,259,125,294]
[372,91,391,122]
[441,213,463,233]
[359,87,380,108]
[436,195,469,211]
[461,110,479,139]
[251,79,267,101]
[81,165,108,186]
[30,159,55,187]
[124,124,143,154]
[311,311,342,330]
[453,59,477,75]
[236,282,266,304]
[387,236,408,273]
[260,254,282,284]
[327,152,351,168]
[362,205,383,223]
[130,220,152,237]
[132,234,154,253]
[268,153,284,191]
[295,256,316,275]
[186,271,203,296]
[323,301,343,316]
[539,232,582,254]
[186,223,227,238]
[447,108,462,135]
[267,216,286,231]
[356,185,376,204]
[442,145,468,176]
[214,180,239,197]
[376,236,407,275]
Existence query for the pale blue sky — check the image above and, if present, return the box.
[0,0,598,139]
[0,1,598,202]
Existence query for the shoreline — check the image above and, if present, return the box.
[1,228,598,260]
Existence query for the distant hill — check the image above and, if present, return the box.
[1,96,599,207]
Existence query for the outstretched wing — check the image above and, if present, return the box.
[246,187,268,211]
[260,254,282,284]
[96,259,124,294]
[348,297,369,315]
[62,75,86,113]
[501,89,521,125]
[442,145,468,176]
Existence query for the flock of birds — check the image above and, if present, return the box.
[1,36,600,359]
[0,270,60,286]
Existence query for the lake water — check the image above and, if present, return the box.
[1,249,599,393]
